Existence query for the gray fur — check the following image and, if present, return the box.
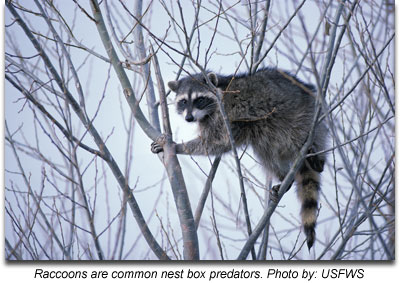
[151,67,327,249]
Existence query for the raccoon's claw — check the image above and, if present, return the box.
[269,181,293,203]
[150,134,168,154]
[269,184,280,203]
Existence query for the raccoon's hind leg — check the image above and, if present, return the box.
[306,145,325,173]
[296,163,321,250]
[266,160,294,203]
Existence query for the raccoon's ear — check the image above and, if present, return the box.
[207,72,218,87]
[168,81,179,92]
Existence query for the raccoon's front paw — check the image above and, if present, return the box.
[151,134,168,153]
[151,141,163,153]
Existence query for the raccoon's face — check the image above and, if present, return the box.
[174,91,217,122]
[168,73,218,123]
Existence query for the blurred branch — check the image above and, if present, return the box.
[7,1,168,260]
[194,155,221,229]
[252,0,271,71]
[152,47,199,260]
[5,74,104,159]
[316,0,394,260]
[89,0,160,141]
[131,0,161,131]
[5,122,71,259]
[251,0,306,73]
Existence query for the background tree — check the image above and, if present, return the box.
[5,0,394,260]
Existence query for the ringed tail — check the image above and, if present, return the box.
[296,162,321,250]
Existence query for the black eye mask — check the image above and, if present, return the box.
[193,97,214,110]
[176,99,187,113]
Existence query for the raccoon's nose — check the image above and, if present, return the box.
[185,113,194,122]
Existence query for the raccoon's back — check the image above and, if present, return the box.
[222,70,316,124]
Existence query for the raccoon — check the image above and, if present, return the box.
[151,67,327,250]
